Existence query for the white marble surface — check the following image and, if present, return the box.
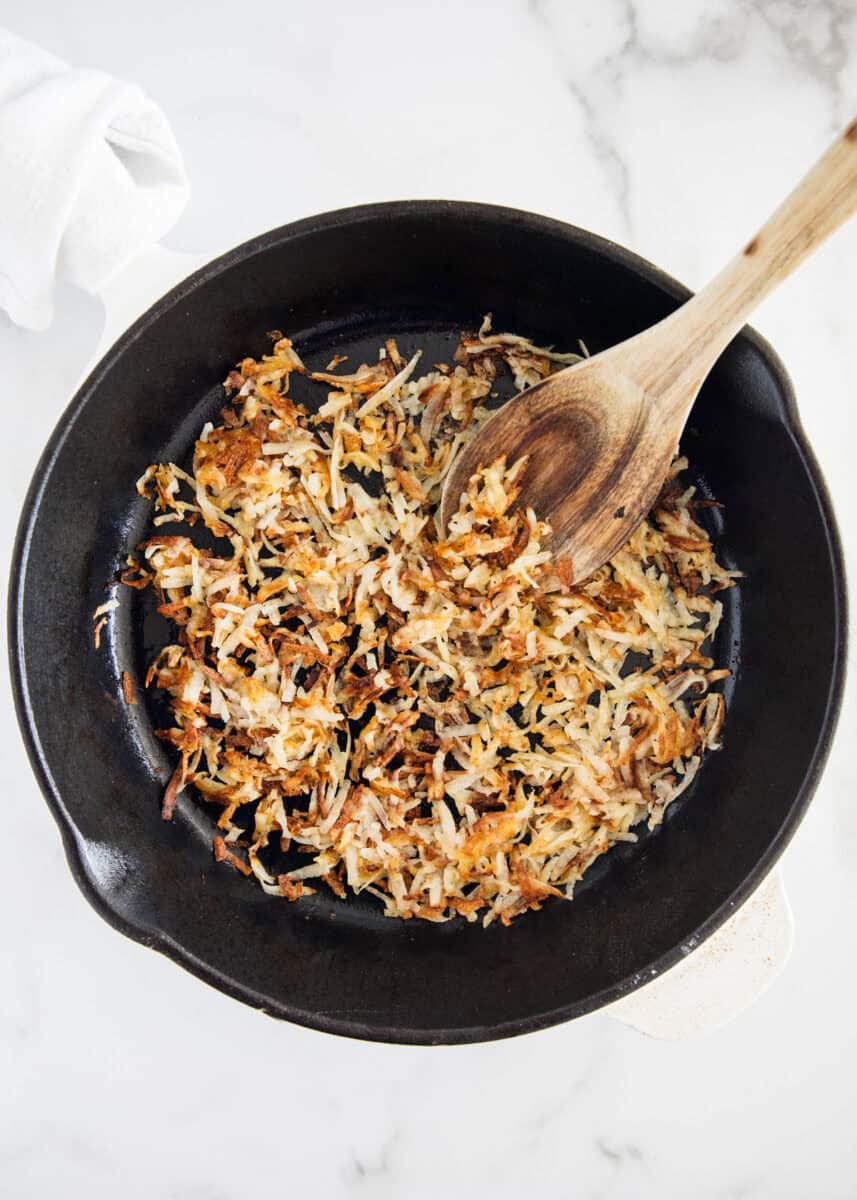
[2,1,856,1196]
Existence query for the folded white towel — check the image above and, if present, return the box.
[0,28,189,330]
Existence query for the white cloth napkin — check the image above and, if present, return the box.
[0,28,189,330]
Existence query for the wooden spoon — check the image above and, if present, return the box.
[440,118,857,583]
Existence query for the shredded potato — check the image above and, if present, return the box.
[131,318,738,926]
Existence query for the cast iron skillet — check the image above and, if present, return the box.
[10,202,847,1044]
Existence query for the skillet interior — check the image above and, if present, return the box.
[10,202,846,1043]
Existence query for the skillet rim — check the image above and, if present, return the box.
[8,200,849,1043]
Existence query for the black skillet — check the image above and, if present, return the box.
[9,202,847,1043]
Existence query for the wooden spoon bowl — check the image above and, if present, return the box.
[440,354,680,582]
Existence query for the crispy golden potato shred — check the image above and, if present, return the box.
[134,317,737,925]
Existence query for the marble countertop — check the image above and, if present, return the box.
[2,2,856,1197]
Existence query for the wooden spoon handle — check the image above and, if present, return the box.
[638,116,857,421]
